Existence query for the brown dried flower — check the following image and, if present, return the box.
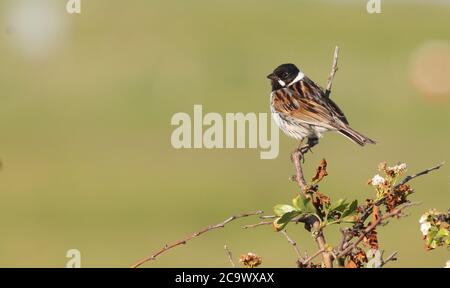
[346,249,368,268]
[239,253,262,268]
[363,226,379,250]
[312,159,328,183]
[312,191,331,211]
[385,184,413,212]
[297,261,322,268]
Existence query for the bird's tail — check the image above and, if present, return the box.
[338,126,376,146]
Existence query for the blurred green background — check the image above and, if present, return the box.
[0,0,449,267]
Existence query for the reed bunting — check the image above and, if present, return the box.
[267,63,375,148]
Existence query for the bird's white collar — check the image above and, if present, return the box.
[288,71,305,86]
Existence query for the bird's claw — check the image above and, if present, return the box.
[300,144,313,155]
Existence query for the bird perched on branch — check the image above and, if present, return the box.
[267,63,375,150]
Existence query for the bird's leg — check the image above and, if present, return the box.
[299,137,319,157]
[290,137,319,163]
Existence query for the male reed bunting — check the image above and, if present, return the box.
[267,63,375,148]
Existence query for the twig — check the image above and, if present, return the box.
[131,210,263,268]
[395,162,445,188]
[339,229,352,251]
[338,229,353,259]
[356,198,386,230]
[380,251,398,268]
[259,215,277,219]
[280,230,304,262]
[243,221,273,229]
[382,202,421,220]
[292,150,308,193]
[244,214,311,230]
[301,248,326,265]
[224,245,236,268]
[338,218,380,258]
[325,46,339,97]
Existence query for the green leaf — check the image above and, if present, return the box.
[293,195,315,214]
[274,204,296,217]
[427,230,437,247]
[342,200,358,219]
[274,211,301,231]
[342,215,359,223]
[292,196,301,210]
[278,211,301,224]
[325,213,336,223]
[436,228,449,238]
[329,198,347,213]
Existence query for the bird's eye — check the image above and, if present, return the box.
[282,72,289,78]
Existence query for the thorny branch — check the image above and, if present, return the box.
[131,210,263,268]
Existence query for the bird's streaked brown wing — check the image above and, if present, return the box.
[300,77,349,125]
[271,79,349,130]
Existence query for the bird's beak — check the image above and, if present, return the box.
[267,73,277,80]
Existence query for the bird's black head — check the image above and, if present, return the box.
[267,63,301,91]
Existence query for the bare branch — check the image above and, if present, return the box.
[312,221,333,268]
[259,215,277,219]
[301,248,326,265]
[338,219,380,258]
[131,210,263,268]
[291,149,308,193]
[224,245,236,268]
[244,213,312,230]
[380,251,398,268]
[338,228,353,255]
[382,202,422,221]
[325,46,339,97]
[243,221,273,229]
[395,162,445,188]
[280,230,304,262]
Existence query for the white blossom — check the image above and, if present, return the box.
[397,163,407,170]
[419,215,428,224]
[371,174,385,186]
[388,163,407,173]
[420,221,431,236]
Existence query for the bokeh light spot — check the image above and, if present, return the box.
[410,41,450,102]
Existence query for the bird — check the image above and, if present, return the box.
[267,63,375,150]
